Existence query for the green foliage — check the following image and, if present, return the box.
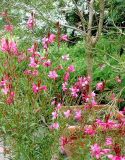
[0,1,125,159]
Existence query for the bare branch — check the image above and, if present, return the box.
[72,0,86,33]
[60,23,85,34]
[94,0,105,43]
[112,20,125,36]
[87,0,95,36]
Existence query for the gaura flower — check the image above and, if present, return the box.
[52,111,58,120]
[64,72,70,82]
[48,71,58,80]
[96,81,105,92]
[84,125,96,136]
[62,82,68,91]
[62,54,69,61]
[42,33,56,51]
[105,137,113,146]
[43,59,51,67]
[74,110,82,121]
[27,13,36,29]
[4,24,14,32]
[50,122,59,130]
[91,143,110,159]
[64,110,71,118]
[1,38,18,55]
[61,34,68,41]
[107,155,125,160]
[32,83,47,93]
[68,65,75,72]
[29,57,39,68]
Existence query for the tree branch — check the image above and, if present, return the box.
[72,0,86,33]
[94,0,105,43]
[87,0,95,37]
[112,19,125,36]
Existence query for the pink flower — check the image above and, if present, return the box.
[42,37,48,50]
[24,70,32,75]
[91,99,97,106]
[96,118,116,130]
[48,71,58,80]
[0,80,7,87]
[96,82,105,91]
[42,33,56,51]
[84,125,96,136]
[40,85,47,91]
[32,69,39,76]
[70,86,79,98]
[4,24,14,32]
[53,122,59,129]
[56,103,62,110]
[91,144,110,159]
[75,110,82,121]
[64,110,71,118]
[1,38,18,55]
[91,144,103,159]
[9,41,18,55]
[83,94,89,102]
[29,57,39,68]
[51,100,56,105]
[62,82,68,91]
[1,11,8,17]
[105,137,113,146]
[32,84,39,93]
[61,34,68,41]
[121,107,125,114]
[60,136,69,153]
[68,65,75,72]
[64,72,70,82]
[1,86,9,95]
[28,45,35,53]
[91,91,96,97]
[1,38,9,52]
[102,149,111,154]
[27,14,36,29]
[48,34,56,43]
[43,59,51,67]
[52,111,58,119]
[32,83,47,93]
[18,53,26,63]
[62,54,69,61]
[107,155,125,160]
[6,91,15,105]
[50,122,59,130]
[115,76,122,83]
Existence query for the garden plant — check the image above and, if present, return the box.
[0,0,125,160]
